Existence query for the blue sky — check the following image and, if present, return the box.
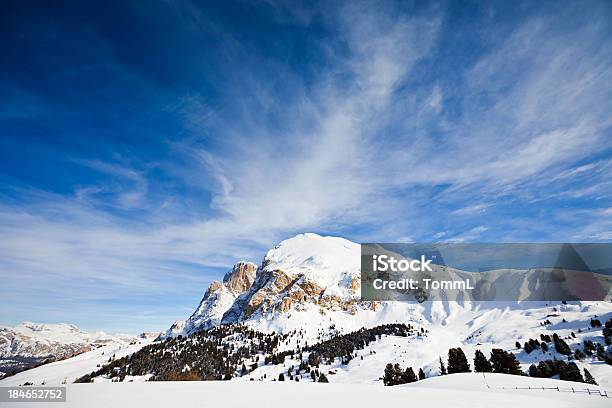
[1,0,611,333]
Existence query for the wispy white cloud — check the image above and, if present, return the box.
[445,226,489,243]
[452,203,490,216]
[74,160,149,209]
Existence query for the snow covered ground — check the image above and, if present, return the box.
[7,373,609,408]
[0,338,154,386]
[3,301,611,389]
[237,300,612,389]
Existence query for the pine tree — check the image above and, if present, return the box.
[308,352,321,367]
[528,364,541,377]
[604,326,612,346]
[439,357,447,375]
[583,368,597,385]
[560,362,584,383]
[553,333,571,355]
[583,340,596,356]
[447,347,470,373]
[506,352,523,376]
[278,373,285,381]
[418,368,426,380]
[474,350,493,373]
[603,319,612,346]
[383,363,397,386]
[537,360,554,378]
[490,349,522,375]
[540,334,551,342]
[318,373,329,383]
[401,367,417,384]
[515,341,521,349]
[574,349,585,360]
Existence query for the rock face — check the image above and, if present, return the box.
[224,261,257,295]
[163,261,257,337]
[222,233,361,324]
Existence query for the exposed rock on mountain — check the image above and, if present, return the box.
[224,261,257,295]
[139,332,162,340]
[163,261,257,337]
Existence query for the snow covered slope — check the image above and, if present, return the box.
[0,322,138,377]
[19,374,611,408]
[0,337,155,386]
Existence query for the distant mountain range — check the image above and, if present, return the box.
[0,322,157,378]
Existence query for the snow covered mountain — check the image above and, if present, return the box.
[222,233,362,324]
[163,261,257,337]
[0,322,139,377]
[4,233,611,392]
[162,233,364,338]
[153,233,612,387]
[163,233,612,339]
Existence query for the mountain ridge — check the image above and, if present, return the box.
[0,322,143,378]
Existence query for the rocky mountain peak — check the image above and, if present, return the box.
[163,261,258,337]
[222,234,362,324]
[166,234,364,337]
[203,280,223,298]
[223,261,257,295]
